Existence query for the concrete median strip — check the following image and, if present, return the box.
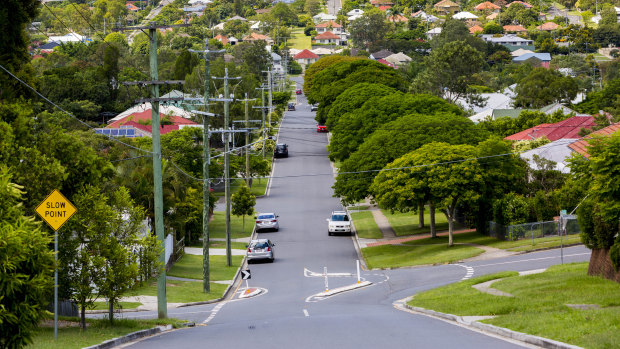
[83,325,173,349]
[395,298,583,349]
[313,281,372,298]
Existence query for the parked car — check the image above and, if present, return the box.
[288,103,296,111]
[317,124,327,132]
[296,89,302,95]
[311,104,318,112]
[247,239,275,263]
[274,143,288,158]
[255,213,279,232]
[327,211,351,236]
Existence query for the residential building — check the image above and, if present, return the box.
[293,49,319,69]
[474,1,500,12]
[505,115,596,141]
[503,24,527,33]
[313,13,337,23]
[453,11,479,24]
[125,2,139,11]
[537,22,560,31]
[481,34,533,46]
[469,24,484,34]
[48,32,88,43]
[569,123,620,158]
[242,32,273,45]
[506,1,532,8]
[347,9,364,16]
[426,27,442,40]
[388,14,409,22]
[434,0,460,15]
[412,10,439,22]
[384,52,412,67]
[313,31,341,45]
[377,58,396,68]
[315,20,343,35]
[513,52,551,68]
[370,0,394,7]
[370,49,395,60]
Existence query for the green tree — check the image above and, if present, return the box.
[303,55,360,100]
[0,166,55,348]
[372,142,484,246]
[483,21,504,34]
[305,0,321,16]
[231,182,256,233]
[324,83,398,130]
[348,8,391,50]
[412,41,484,104]
[514,68,579,108]
[173,51,200,81]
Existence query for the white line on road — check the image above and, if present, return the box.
[455,264,475,280]
[303,309,309,317]
[203,301,227,324]
[473,253,590,268]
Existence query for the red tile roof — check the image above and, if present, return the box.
[243,32,270,41]
[214,34,229,45]
[107,109,197,129]
[377,58,396,68]
[315,20,342,28]
[293,49,319,60]
[537,22,560,31]
[469,25,484,34]
[475,1,500,10]
[388,14,409,22]
[507,1,532,7]
[503,24,527,32]
[568,123,620,158]
[370,0,394,4]
[505,116,596,141]
[314,31,340,40]
[378,5,393,10]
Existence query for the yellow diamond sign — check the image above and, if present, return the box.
[35,190,77,231]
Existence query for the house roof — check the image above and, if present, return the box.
[370,49,395,60]
[513,52,551,62]
[568,123,620,158]
[537,22,560,31]
[434,0,459,8]
[469,25,484,34]
[503,24,527,32]
[228,15,247,21]
[377,58,396,68]
[107,109,197,129]
[294,49,319,60]
[511,48,534,56]
[39,42,60,50]
[453,11,478,19]
[492,109,527,119]
[388,14,409,22]
[481,34,533,44]
[475,1,500,10]
[347,9,364,15]
[126,3,139,11]
[109,103,193,123]
[370,0,394,4]
[507,1,532,7]
[505,115,596,141]
[378,5,392,10]
[520,138,577,173]
[314,31,340,40]
[214,34,229,45]
[486,12,499,19]
[119,121,181,136]
[313,13,337,20]
[316,20,342,28]
[243,32,270,41]
[385,52,412,63]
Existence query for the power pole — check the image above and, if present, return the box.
[268,68,273,128]
[188,41,224,293]
[116,21,189,319]
[212,68,241,267]
[253,85,269,158]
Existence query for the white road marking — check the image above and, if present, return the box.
[203,301,227,324]
[303,309,309,317]
[455,264,475,280]
[473,252,590,268]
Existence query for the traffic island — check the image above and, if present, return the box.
[239,287,263,298]
[313,280,372,298]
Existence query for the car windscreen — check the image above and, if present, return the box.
[258,214,274,219]
[331,214,348,221]
[276,145,285,150]
[251,242,269,249]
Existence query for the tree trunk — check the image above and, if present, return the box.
[81,304,86,330]
[108,299,114,325]
[446,207,455,247]
[242,215,245,233]
[418,201,425,228]
[588,248,620,283]
[429,202,436,238]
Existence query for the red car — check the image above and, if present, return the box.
[296,89,302,95]
[316,124,327,132]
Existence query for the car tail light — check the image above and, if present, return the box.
[267,247,271,252]
[248,248,252,252]
[271,220,277,222]
[256,220,261,223]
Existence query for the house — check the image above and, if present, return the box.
[511,48,534,57]
[474,1,500,12]
[537,22,560,31]
[347,9,364,16]
[242,32,273,45]
[520,139,577,173]
[370,0,394,7]
[505,115,596,141]
[434,0,460,15]
[182,5,205,13]
[249,21,261,30]
[503,25,527,33]
[538,102,578,116]
[228,15,246,21]
[311,47,334,56]
[506,1,533,8]
[486,12,499,20]
[384,52,412,67]
[188,0,212,4]
[569,123,620,158]
[411,11,439,22]
[377,58,396,68]
[513,52,551,68]
[453,11,479,23]
[125,2,139,11]
[481,34,533,47]
[97,120,200,138]
[38,41,60,53]
[388,14,409,22]
[348,13,363,21]
[315,20,343,35]
[370,49,395,60]
[48,32,87,43]
[313,31,341,45]
[108,103,193,125]
[293,49,319,69]
[426,27,442,40]
[469,24,484,34]
[313,13,337,23]
[214,34,230,45]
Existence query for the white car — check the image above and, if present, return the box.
[327,211,351,236]
[255,213,279,232]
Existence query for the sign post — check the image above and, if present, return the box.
[35,190,77,341]
[241,269,251,292]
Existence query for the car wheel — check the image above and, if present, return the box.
[275,228,279,232]
[328,231,332,236]
[270,258,275,263]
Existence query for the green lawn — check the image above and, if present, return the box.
[91,301,141,311]
[381,209,450,236]
[290,28,311,50]
[351,211,382,239]
[186,241,247,249]
[167,254,243,281]
[409,263,620,349]
[208,211,255,240]
[213,177,269,197]
[126,280,227,303]
[362,243,484,269]
[421,231,583,252]
[26,317,184,349]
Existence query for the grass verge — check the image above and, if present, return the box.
[208,211,255,240]
[362,243,484,269]
[381,209,450,236]
[290,28,311,50]
[26,317,185,349]
[126,280,227,303]
[91,301,141,311]
[167,254,243,281]
[408,263,620,349]
[351,211,382,239]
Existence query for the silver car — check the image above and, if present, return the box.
[247,239,275,263]
[255,213,279,232]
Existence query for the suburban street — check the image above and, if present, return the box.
[121,77,591,348]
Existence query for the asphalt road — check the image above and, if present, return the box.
[122,76,591,348]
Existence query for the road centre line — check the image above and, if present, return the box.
[473,252,590,268]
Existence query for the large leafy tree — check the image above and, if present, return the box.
[348,8,391,51]
[231,182,256,233]
[303,56,360,99]
[333,113,488,204]
[0,166,55,348]
[514,68,579,108]
[412,41,484,104]
[372,142,484,246]
[328,92,463,161]
[324,83,398,130]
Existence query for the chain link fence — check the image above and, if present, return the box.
[489,216,580,241]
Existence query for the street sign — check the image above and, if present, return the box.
[241,269,251,280]
[35,189,77,231]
